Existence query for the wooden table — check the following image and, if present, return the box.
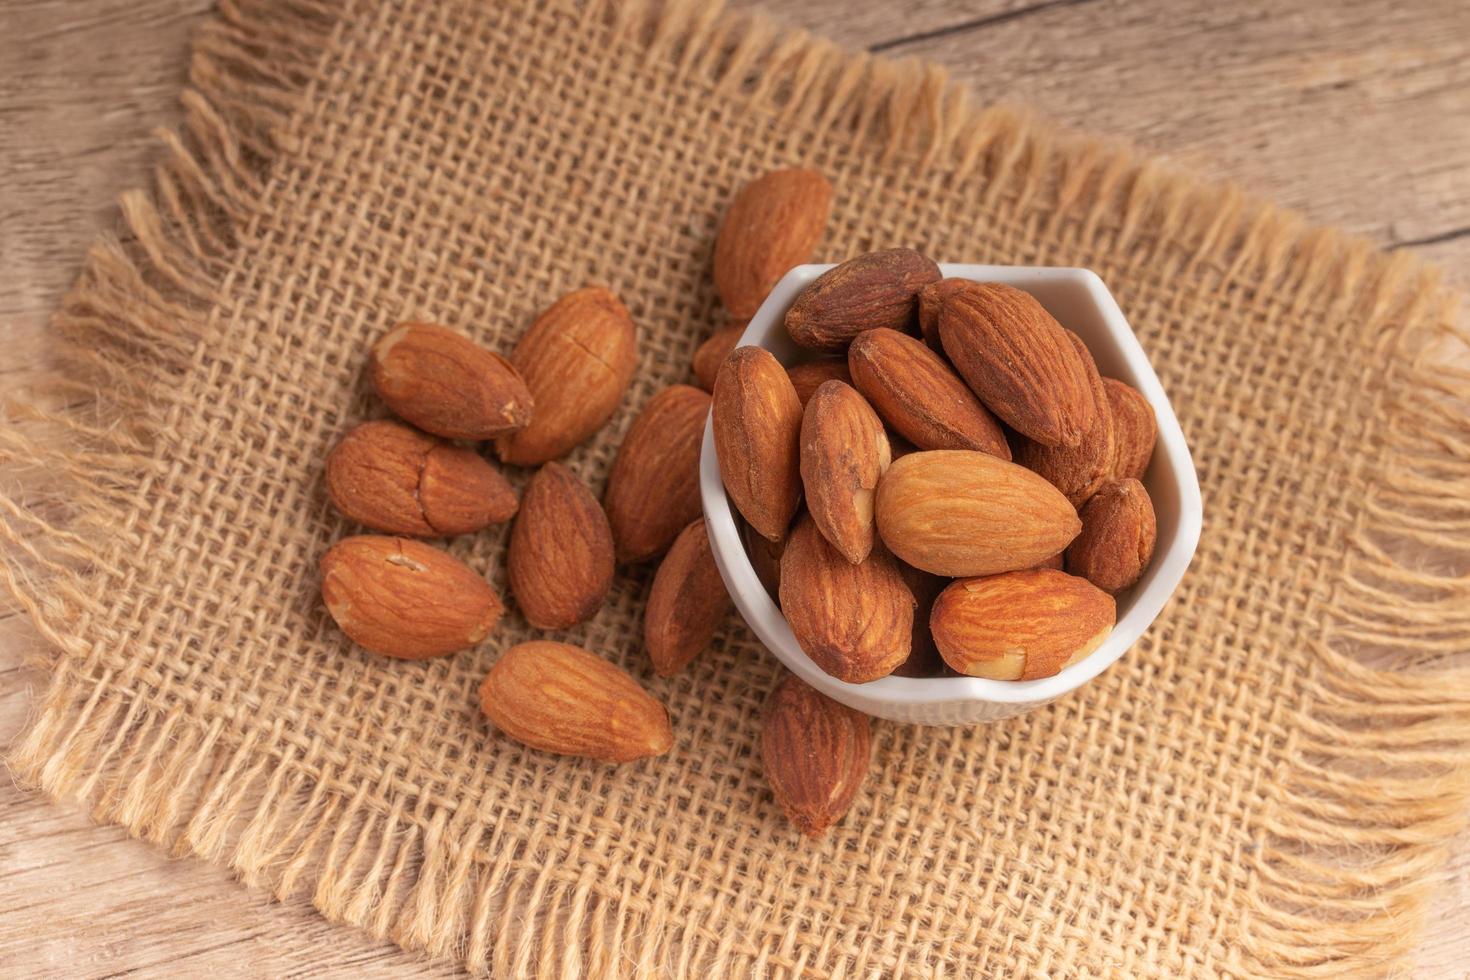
[3,1,1467,974]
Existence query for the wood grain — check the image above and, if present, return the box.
[2,0,1466,975]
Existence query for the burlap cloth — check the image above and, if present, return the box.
[6,0,1470,975]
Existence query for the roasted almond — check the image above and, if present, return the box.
[917,277,980,351]
[784,248,942,351]
[496,288,637,465]
[1066,478,1157,593]
[479,640,673,762]
[644,518,731,677]
[800,380,891,564]
[891,562,950,678]
[848,327,1011,459]
[1016,331,1115,505]
[1034,551,1065,570]
[692,323,746,391]
[1104,378,1158,480]
[320,535,502,659]
[938,284,1096,448]
[714,169,833,318]
[712,347,803,542]
[742,518,785,600]
[370,322,533,440]
[875,450,1081,577]
[779,514,913,683]
[326,420,517,535]
[786,358,853,407]
[605,384,712,563]
[508,462,614,629]
[761,673,870,837]
[930,569,1115,680]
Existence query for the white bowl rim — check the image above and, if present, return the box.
[698,263,1203,707]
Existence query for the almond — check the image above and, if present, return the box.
[1034,551,1065,570]
[786,358,853,407]
[320,535,502,659]
[370,322,533,439]
[714,169,833,318]
[508,462,614,629]
[742,518,785,599]
[692,323,746,391]
[605,384,711,563]
[712,347,803,542]
[326,420,517,535]
[930,569,1115,680]
[1016,331,1115,505]
[847,327,1011,459]
[1104,378,1158,480]
[496,288,637,465]
[761,674,870,837]
[891,562,950,678]
[938,284,1096,448]
[800,380,891,564]
[1066,478,1157,593]
[784,249,942,351]
[778,514,913,683]
[644,518,731,676]
[875,450,1081,577]
[479,640,673,762]
[917,277,980,352]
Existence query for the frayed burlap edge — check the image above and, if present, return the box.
[4,0,1470,975]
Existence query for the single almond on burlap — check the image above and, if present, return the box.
[479,640,673,762]
[930,568,1115,680]
[644,518,731,677]
[848,327,1011,459]
[692,323,746,391]
[784,248,942,352]
[508,462,614,629]
[891,561,950,678]
[326,419,517,535]
[800,380,891,564]
[786,358,853,407]
[320,535,502,659]
[496,287,637,465]
[761,673,871,838]
[779,514,913,683]
[713,169,833,318]
[1066,478,1157,593]
[875,450,1081,577]
[917,277,981,352]
[605,384,711,563]
[1104,378,1158,480]
[938,284,1096,448]
[712,347,803,542]
[1016,331,1115,505]
[370,322,533,440]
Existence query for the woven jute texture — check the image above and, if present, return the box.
[7,0,1470,975]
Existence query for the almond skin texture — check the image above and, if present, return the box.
[605,385,712,563]
[875,450,1082,577]
[800,380,891,564]
[1104,378,1158,480]
[370,322,533,440]
[939,284,1096,448]
[786,358,853,407]
[848,327,1011,459]
[1016,331,1115,505]
[779,515,914,682]
[326,420,517,535]
[1066,478,1157,593]
[692,324,746,391]
[321,535,502,659]
[497,288,637,465]
[784,249,942,352]
[479,641,673,762]
[742,519,785,599]
[644,519,732,677]
[712,347,803,542]
[931,569,1115,680]
[761,674,871,837]
[714,169,833,318]
[891,562,950,678]
[508,463,614,629]
[917,277,981,351]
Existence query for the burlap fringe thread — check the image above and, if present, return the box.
[4,0,1470,975]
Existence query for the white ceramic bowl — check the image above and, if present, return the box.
[699,264,1202,725]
